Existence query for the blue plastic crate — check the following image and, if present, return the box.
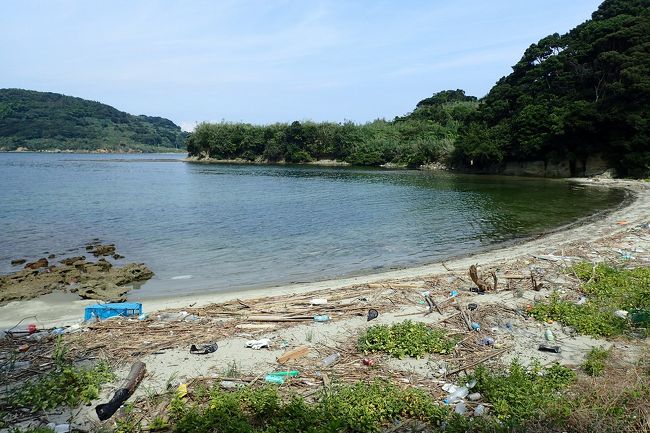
[84,302,142,321]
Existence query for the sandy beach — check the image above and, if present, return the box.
[1,177,646,330]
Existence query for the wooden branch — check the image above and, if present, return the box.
[96,360,146,421]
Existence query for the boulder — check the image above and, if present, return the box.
[60,256,86,266]
[10,259,26,266]
[24,258,48,270]
[91,244,116,257]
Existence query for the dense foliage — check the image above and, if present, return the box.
[186,90,477,167]
[358,320,457,358]
[0,89,187,152]
[454,0,650,177]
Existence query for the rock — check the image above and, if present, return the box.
[60,256,86,265]
[24,258,48,270]
[48,254,56,259]
[112,263,154,285]
[10,259,26,266]
[90,244,116,257]
[112,253,125,260]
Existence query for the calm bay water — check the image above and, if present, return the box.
[0,153,625,299]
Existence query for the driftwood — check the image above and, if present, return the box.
[96,360,146,421]
[277,345,310,364]
[469,265,497,291]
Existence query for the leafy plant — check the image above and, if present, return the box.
[358,320,457,358]
[531,263,650,337]
[9,345,114,413]
[582,347,610,376]
[472,360,575,425]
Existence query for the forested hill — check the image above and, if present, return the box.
[454,0,650,177]
[0,89,187,152]
[185,0,649,178]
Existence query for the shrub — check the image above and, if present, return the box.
[358,320,457,358]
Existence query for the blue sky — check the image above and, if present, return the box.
[1,0,602,130]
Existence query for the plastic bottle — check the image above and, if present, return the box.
[321,353,341,367]
[474,404,486,416]
[313,315,330,322]
[454,401,467,415]
[444,386,469,404]
[544,329,554,340]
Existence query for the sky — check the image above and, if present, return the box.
[0,0,603,131]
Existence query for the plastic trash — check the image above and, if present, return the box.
[545,329,555,341]
[47,423,70,433]
[479,337,494,346]
[362,358,375,366]
[466,379,477,389]
[471,322,481,331]
[310,298,328,305]
[614,310,629,319]
[321,353,341,367]
[367,309,379,321]
[505,322,513,331]
[138,313,149,321]
[474,404,486,416]
[467,303,478,311]
[177,383,188,399]
[27,323,37,334]
[442,383,457,393]
[190,342,218,354]
[245,338,271,350]
[265,370,299,384]
[265,374,285,384]
[538,344,561,353]
[51,328,66,335]
[444,386,469,404]
[313,315,330,322]
[450,290,459,297]
[468,392,481,401]
[454,401,467,415]
[576,296,587,305]
[220,380,238,389]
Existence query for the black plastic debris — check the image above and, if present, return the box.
[367,309,379,321]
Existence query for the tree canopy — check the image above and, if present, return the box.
[454,0,650,177]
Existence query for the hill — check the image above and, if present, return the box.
[454,0,650,177]
[0,89,187,152]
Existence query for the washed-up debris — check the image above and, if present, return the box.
[321,353,341,367]
[277,345,310,364]
[310,298,328,305]
[265,370,299,384]
[190,342,218,355]
[367,309,379,321]
[313,315,330,322]
[545,329,555,341]
[96,360,146,421]
[246,339,271,350]
[538,344,561,353]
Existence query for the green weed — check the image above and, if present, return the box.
[471,360,575,427]
[531,263,650,337]
[358,320,457,358]
[582,347,610,376]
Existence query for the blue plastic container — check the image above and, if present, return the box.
[84,302,142,321]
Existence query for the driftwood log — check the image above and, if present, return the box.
[96,360,146,421]
[469,265,497,292]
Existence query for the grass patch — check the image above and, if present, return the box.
[358,320,457,358]
[530,263,650,337]
[155,380,450,433]
[582,347,610,376]
[472,361,575,425]
[3,338,114,418]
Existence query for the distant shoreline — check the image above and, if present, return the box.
[0,149,186,154]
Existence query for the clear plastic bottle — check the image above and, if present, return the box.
[321,353,341,367]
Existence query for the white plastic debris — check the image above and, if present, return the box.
[614,310,629,319]
[474,404,486,416]
[442,383,458,393]
[454,401,467,415]
[310,298,328,305]
[47,424,70,433]
[468,392,481,401]
[245,338,271,350]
